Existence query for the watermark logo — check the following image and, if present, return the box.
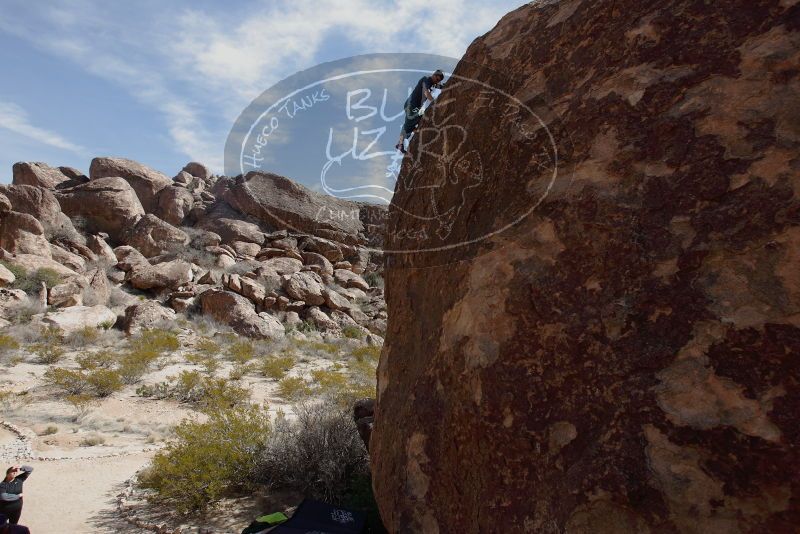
[225,53,563,258]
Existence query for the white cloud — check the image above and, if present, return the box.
[0,101,86,154]
[0,0,521,174]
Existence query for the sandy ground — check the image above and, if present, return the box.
[23,453,153,533]
[0,327,374,532]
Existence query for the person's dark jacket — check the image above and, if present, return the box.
[0,467,32,504]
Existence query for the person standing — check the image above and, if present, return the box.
[0,466,32,525]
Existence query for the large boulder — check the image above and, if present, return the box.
[0,212,51,257]
[124,214,189,258]
[35,305,116,334]
[371,2,800,533]
[86,235,118,264]
[89,157,171,212]
[283,271,325,305]
[12,162,70,189]
[156,185,194,226]
[0,185,77,239]
[181,161,212,181]
[224,171,364,237]
[121,301,177,335]
[48,243,84,271]
[48,276,88,308]
[198,289,284,339]
[0,250,77,279]
[0,264,15,287]
[55,177,145,240]
[127,259,193,291]
[196,203,265,244]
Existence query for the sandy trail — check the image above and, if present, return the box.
[21,453,153,533]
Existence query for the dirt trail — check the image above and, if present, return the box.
[21,453,153,533]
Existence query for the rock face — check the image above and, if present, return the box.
[89,157,171,212]
[0,185,77,239]
[0,211,51,257]
[121,301,177,335]
[371,2,800,533]
[198,289,284,339]
[124,214,189,257]
[225,171,364,237]
[36,305,116,334]
[12,162,70,189]
[55,177,145,240]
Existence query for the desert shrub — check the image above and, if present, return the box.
[194,337,220,357]
[256,400,368,504]
[117,330,176,384]
[85,368,124,397]
[351,345,381,363]
[30,337,65,364]
[138,404,271,512]
[118,350,158,384]
[294,338,339,356]
[10,267,62,293]
[228,340,255,363]
[0,390,29,413]
[311,369,349,394]
[258,354,295,380]
[297,320,317,333]
[66,394,95,421]
[342,325,365,340]
[44,368,88,395]
[363,271,383,288]
[140,371,250,411]
[76,350,115,370]
[185,352,219,375]
[228,362,255,381]
[44,367,123,397]
[4,297,45,324]
[276,376,311,401]
[137,329,180,354]
[67,325,101,347]
[42,425,58,435]
[79,433,105,447]
[0,334,20,354]
[135,382,171,400]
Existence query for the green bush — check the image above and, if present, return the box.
[363,271,383,288]
[276,376,311,401]
[76,350,115,370]
[31,340,65,364]
[138,371,250,412]
[258,354,295,380]
[0,334,20,354]
[44,368,88,395]
[228,340,255,363]
[351,345,381,363]
[185,352,219,375]
[194,337,220,357]
[5,264,63,294]
[67,326,101,347]
[85,368,123,397]
[137,329,180,353]
[44,367,123,397]
[342,325,365,340]
[138,404,271,512]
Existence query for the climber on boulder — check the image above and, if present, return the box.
[395,69,445,154]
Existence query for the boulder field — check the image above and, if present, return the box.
[0,157,387,340]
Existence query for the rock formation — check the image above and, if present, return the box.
[0,155,387,340]
[371,1,800,532]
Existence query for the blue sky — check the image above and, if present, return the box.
[0,0,524,183]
